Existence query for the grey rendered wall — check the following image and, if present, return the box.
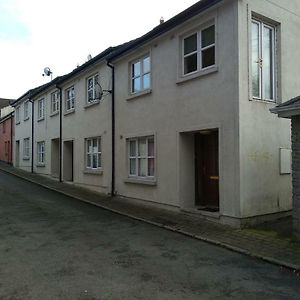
[114,0,241,219]
[237,0,300,218]
[292,117,300,238]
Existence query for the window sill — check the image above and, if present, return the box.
[36,163,45,167]
[124,178,157,186]
[24,117,30,122]
[50,111,59,117]
[250,98,277,105]
[23,157,30,161]
[83,169,103,175]
[37,117,45,122]
[176,66,218,85]
[64,109,75,116]
[126,89,152,101]
[84,100,100,109]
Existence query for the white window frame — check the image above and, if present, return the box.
[51,91,60,114]
[23,138,30,159]
[182,23,216,76]
[65,86,75,112]
[24,101,29,120]
[86,74,99,104]
[37,141,45,164]
[85,137,102,170]
[127,136,155,179]
[130,54,151,94]
[251,18,276,102]
[37,98,45,120]
[15,106,20,124]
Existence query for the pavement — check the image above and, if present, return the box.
[1,169,300,300]
[0,162,300,273]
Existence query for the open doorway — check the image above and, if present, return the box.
[15,140,20,167]
[195,130,219,212]
[51,138,60,178]
[63,140,73,182]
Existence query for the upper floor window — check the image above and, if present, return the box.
[87,74,99,104]
[183,24,215,75]
[38,98,45,120]
[131,55,151,94]
[65,86,75,111]
[128,136,155,178]
[51,91,60,114]
[86,137,101,169]
[15,106,20,124]
[251,18,276,101]
[24,101,30,120]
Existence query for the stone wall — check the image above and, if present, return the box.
[291,117,300,238]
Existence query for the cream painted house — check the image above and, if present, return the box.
[11,0,300,227]
[107,0,300,226]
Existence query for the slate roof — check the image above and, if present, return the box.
[270,95,300,117]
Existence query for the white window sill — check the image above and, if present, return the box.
[36,163,45,167]
[126,89,152,101]
[64,109,75,116]
[50,111,59,117]
[250,98,277,105]
[84,100,100,109]
[37,117,45,122]
[124,178,157,186]
[23,157,30,161]
[83,169,103,175]
[176,66,218,85]
[24,117,30,122]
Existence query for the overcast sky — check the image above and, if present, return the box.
[0,0,199,99]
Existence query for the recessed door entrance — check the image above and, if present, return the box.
[15,140,20,167]
[195,130,219,211]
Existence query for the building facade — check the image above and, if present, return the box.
[0,113,13,164]
[11,0,300,227]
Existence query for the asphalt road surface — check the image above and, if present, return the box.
[0,170,299,300]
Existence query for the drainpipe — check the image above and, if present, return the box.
[56,85,63,182]
[10,112,13,165]
[29,95,34,173]
[107,61,115,196]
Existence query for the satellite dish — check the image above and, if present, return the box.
[94,81,103,101]
[43,67,52,76]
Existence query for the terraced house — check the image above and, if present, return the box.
[12,0,300,227]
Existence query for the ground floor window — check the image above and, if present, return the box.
[128,135,155,178]
[86,137,101,169]
[37,141,45,164]
[23,138,30,159]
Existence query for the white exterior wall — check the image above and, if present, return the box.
[114,0,241,220]
[13,100,32,172]
[59,63,112,194]
[238,0,300,220]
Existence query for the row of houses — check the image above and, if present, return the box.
[2,0,300,228]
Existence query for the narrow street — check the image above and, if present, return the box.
[0,170,299,300]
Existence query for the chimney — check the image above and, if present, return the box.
[160,17,164,24]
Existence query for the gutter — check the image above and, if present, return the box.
[106,61,115,196]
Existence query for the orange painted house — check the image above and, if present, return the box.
[0,113,13,164]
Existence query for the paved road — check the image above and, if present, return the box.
[0,171,299,300]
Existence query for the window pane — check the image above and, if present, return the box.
[202,46,215,68]
[132,61,141,77]
[138,158,147,177]
[184,34,197,55]
[143,73,150,89]
[148,138,154,156]
[98,153,101,168]
[148,158,155,176]
[87,154,92,168]
[132,78,141,93]
[88,78,93,89]
[138,138,147,156]
[88,90,93,101]
[202,25,215,48]
[92,153,97,168]
[263,26,273,100]
[129,140,136,156]
[129,158,136,175]
[252,22,260,98]
[184,53,197,74]
[143,57,150,73]
[87,140,92,153]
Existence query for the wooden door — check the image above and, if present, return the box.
[195,131,219,209]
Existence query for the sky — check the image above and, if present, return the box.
[0,0,199,99]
